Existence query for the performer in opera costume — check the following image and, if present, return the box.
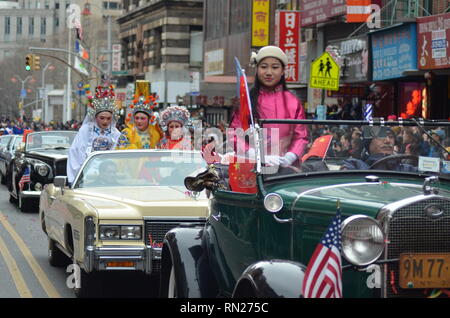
[157,105,193,150]
[116,80,163,149]
[67,85,121,184]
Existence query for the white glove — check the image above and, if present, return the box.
[279,152,298,167]
[264,155,281,166]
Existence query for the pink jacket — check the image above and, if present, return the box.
[230,87,308,159]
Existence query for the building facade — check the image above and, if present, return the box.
[116,0,203,120]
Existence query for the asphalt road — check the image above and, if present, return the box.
[0,184,159,298]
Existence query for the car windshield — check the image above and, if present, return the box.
[25,131,76,151]
[252,119,450,181]
[74,151,207,189]
[12,136,22,150]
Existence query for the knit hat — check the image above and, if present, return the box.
[250,46,288,67]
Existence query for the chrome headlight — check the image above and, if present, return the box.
[120,226,142,240]
[99,225,120,240]
[34,182,43,191]
[341,215,385,266]
[99,225,142,240]
[35,164,49,176]
[264,193,284,213]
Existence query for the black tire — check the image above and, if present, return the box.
[74,269,102,298]
[9,193,17,204]
[48,239,70,267]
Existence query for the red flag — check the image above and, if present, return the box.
[346,0,372,23]
[302,203,342,298]
[301,135,333,162]
[235,57,253,131]
[228,156,257,193]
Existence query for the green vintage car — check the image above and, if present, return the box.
[160,119,450,298]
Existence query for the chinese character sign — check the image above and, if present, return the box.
[275,10,301,83]
[252,0,270,47]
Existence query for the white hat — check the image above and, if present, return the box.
[250,46,288,66]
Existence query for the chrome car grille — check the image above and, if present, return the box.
[144,219,205,272]
[384,197,450,298]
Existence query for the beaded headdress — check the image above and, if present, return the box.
[126,94,158,124]
[159,106,191,131]
[85,85,119,119]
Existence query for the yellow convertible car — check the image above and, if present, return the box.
[39,150,209,297]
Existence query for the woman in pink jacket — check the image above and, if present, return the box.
[230,46,308,167]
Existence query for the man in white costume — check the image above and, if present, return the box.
[67,85,121,184]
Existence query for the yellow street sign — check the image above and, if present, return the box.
[309,52,340,91]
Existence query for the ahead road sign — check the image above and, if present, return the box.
[309,52,340,91]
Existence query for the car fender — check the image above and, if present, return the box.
[233,260,307,298]
[161,226,217,298]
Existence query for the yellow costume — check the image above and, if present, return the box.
[117,124,163,149]
[116,80,163,150]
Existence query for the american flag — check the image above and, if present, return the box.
[302,201,343,298]
[19,167,31,191]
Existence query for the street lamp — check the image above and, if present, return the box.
[11,75,33,119]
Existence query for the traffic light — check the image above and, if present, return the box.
[33,55,41,70]
[25,54,33,71]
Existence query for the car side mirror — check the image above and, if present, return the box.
[54,176,67,194]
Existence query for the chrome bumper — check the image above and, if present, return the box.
[83,245,161,274]
[20,190,41,199]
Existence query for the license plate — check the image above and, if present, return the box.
[399,253,450,289]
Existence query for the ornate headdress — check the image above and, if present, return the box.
[126,94,158,124]
[85,85,119,119]
[159,106,191,131]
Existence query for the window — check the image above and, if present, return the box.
[109,2,118,9]
[17,17,23,35]
[55,2,60,9]
[45,0,50,9]
[55,17,59,27]
[190,31,203,65]
[29,17,34,35]
[5,17,11,35]
[41,18,46,35]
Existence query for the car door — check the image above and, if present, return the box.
[206,188,260,295]
[43,185,68,246]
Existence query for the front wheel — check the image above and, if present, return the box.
[48,239,70,267]
[167,265,178,298]
[73,268,102,298]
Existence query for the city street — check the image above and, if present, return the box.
[0,185,159,298]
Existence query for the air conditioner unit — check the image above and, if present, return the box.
[305,29,316,42]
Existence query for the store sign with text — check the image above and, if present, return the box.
[300,0,346,27]
[251,0,270,47]
[329,36,369,83]
[275,10,301,83]
[371,23,417,81]
[417,12,450,69]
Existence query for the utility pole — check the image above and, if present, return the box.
[66,26,73,123]
[40,63,51,123]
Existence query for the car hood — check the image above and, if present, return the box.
[274,181,429,218]
[73,186,209,219]
[28,150,69,160]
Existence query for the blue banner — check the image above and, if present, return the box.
[371,23,417,81]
